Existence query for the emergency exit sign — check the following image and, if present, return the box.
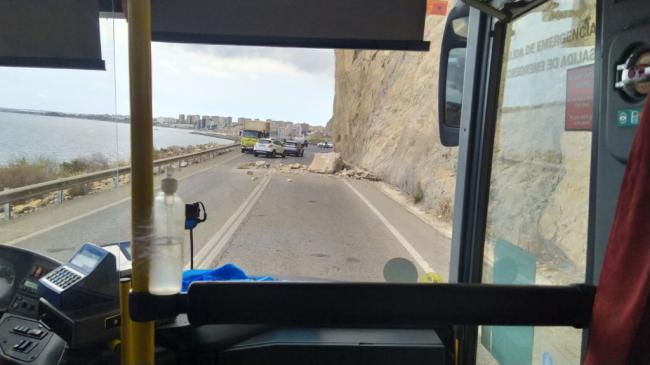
[616,108,643,128]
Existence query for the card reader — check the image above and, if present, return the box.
[38,243,118,311]
[37,243,121,349]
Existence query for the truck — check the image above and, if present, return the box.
[239,120,270,153]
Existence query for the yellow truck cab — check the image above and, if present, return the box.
[240,120,271,153]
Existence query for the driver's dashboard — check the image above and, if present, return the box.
[0,246,60,319]
[0,246,65,365]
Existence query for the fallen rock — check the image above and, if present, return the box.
[287,178,293,183]
[340,169,354,177]
[290,163,303,170]
[308,153,343,174]
[237,162,254,169]
[246,171,254,175]
[337,167,380,181]
[13,200,41,215]
[255,161,270,168]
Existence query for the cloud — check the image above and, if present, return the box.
[93,18,334,124]
[174,44,334,77]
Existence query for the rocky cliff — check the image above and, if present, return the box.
[328,3,593,282]
[328,14,457,220]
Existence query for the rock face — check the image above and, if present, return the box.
[328,2,592,281]
[308,153,343,174]
[328,14,457,220]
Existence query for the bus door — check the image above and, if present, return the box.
[441,0,650,364]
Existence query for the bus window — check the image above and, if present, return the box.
[478,0,596,364]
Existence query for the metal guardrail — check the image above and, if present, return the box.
[1,143,236,219]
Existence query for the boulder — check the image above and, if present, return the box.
[308,153,343,174]
[255,161,269,168]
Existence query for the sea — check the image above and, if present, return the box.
[0,111,232,165]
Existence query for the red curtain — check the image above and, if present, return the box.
[584,98,650,364]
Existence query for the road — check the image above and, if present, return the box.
[0,147,451,282]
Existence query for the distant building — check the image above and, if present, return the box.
[178,114,186,123]
[187,115,201,128]
[298,123,310,136]
[210,116,232,129]
[154,117,177,125]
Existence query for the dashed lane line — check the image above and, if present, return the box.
[192,173,272,269]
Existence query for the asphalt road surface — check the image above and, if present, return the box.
[0,146,451,282]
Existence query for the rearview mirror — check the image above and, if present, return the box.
[437,4,469,147]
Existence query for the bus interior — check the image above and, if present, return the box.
[0,0,649,364]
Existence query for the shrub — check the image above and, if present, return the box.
[59,153,110,176]
[0,157,58,190]
[413,181,424,204]
[437,198,452,221]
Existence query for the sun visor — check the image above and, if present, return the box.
[0,0,105,70]
[150,0,430,51]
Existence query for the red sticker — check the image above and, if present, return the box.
[565,64,595,131]
[427,0,448,16]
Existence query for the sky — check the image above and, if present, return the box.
[0,19,335,125]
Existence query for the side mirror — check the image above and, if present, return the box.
[438,4,469,147]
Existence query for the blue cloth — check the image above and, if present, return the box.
[182,263,274,292]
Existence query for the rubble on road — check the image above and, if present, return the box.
[237,156,379,182]
[238,161,271,169]
[338,167,380,181]
[308,153,343,174]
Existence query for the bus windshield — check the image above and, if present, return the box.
[1,7,457,287]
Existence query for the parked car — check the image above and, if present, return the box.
[284,141,304,157]
[317,142,327,148]
[326,142,334,148]
[254,138,285,158]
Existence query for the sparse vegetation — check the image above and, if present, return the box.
[412,181,424,204]
[1,143,220,191]
[0,157,58,190]
[1,142,229,217]
[436,198,452,221]
[59,153,110,176]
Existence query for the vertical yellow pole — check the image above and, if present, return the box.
[119,278,135,365]
[127,0,155,364]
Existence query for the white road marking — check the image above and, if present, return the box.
[3,150,242,246]
[4,197,132,246]
[342,179,434,273]
[191,173,272,269]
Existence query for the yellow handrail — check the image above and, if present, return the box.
[127,0,155,363]
[119,278,135,365]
